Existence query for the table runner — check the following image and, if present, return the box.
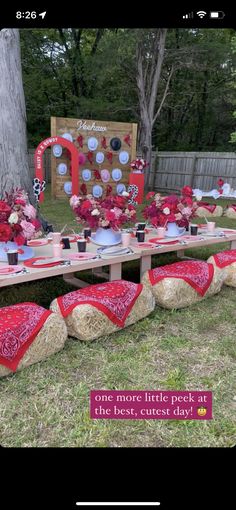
[57,280,143,327]
[149,261,214,296]
[0,303,52,371]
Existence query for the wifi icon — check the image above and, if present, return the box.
[197,10,207,18]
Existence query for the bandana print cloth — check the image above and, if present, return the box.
[197,202,216,213]
[149,260,214,296]
[212,250,236,268]
[228,204,236,212]
[57,280,143,327]
[0,303,52,371]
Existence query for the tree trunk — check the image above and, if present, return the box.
[0,29,34,201]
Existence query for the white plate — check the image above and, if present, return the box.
[52,144,63,157]
[119,151,129,165]
[90,234,121,247]
[98,246,128,255]
[62,133,73,142]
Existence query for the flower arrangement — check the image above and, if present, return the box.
[0,188,42,245]
[130,158,147,173]
[143,186,198,228]
[217,178,224,195]
[70,192,136,230]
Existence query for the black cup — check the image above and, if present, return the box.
[137,230,145,242]
[77,240,86,252]
[190,225,198,236]
[84,228,91,239]
[7,250,18,265]
[138,223,146,231]
[61,237,71,249]
[47,224,54,233]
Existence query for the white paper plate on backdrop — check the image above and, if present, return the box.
[62,133,73,142]
[87,137,99,151]
[119,151,129,165]
[96,152,105,164]
[57,163,67,175]
[53,144,63,157]
[64,182,72,195]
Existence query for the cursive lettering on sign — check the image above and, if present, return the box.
[77,120,107,132]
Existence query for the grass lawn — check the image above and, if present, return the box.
[0,189,236,447]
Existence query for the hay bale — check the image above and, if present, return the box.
[225,207,236,219]
[0,313,67,378]
[141,264,224,310]
[50,285,155,341]
[195,205,223,217]
[208,255,235,287]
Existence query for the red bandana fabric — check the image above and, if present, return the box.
[198,203,216,213]
[0,303,52,371]
[212,250,236,268]
[228,205,236,212]
[57,280,143,327]
[149,261,214,296]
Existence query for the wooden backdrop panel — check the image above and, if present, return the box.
[51,117,137,199]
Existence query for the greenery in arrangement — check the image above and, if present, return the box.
[0,189,236,447]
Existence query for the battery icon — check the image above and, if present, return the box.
[210,11,225,18]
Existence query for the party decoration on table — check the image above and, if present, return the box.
[80,183,87,195]
[35,135,79,201]
[0,303,67,376]
[124,134,131,146]
[24,257,66,268]
[66,253,97,261]
[0,188,42,250]
[106,151,113,164]
[142,260,224,310]
[101,136,107,149]
[94,169,102,181]
[27,239,49,247]
[77,134,84,147]
[143,186,198,230]
[0,264,24,275]
[51,117,137,200]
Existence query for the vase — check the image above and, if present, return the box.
[0,241,34,262]
[90,227,121,246]
[165,222,185,238]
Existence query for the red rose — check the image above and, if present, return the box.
[15,199,26,206]
[219,189,223,195]
[31,219,41,230]
[14,233,26,245]
[0,201,11,221]
[217,178,224,187]
[81,200,92,210]
[0,224,12,242]
[181,186,193,197]
[146,192,155,200]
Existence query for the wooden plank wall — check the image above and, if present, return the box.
[28,150,236,195]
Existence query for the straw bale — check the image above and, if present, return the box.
[141,265,224,310]
[195,206,223,217]
[50,285,155,341]
[207,255,235,287]
[0,313,67,377]
[225,208,236,219]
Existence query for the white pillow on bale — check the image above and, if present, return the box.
[207,250,236,288]
[141,260,224,310]
[0,304,68,378]
[50,281,155,342]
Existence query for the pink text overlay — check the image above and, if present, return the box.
[90,390,212,420]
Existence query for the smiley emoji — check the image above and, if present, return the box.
[197,406,207,417]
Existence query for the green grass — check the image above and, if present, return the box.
[0,189,236,447]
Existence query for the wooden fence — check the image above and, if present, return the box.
[28,149,236,193]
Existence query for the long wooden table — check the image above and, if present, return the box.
[1,228,236,288]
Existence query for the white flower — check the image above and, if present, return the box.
[70,195,80,208]
[122,191,129,197]
[196,194,202,201]
[163,207,170,215]
[8,212,18,224]
[91,208,100,216]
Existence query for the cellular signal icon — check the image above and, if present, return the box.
[183,12,194,19]
[196,10,207,18]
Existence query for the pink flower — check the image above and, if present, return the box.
[70,195,81,208]
[23,204,36,219]
[163,207,170,215]
[146,192,155,200]
[20,220,35,240]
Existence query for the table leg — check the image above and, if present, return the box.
[177,250,185,258]
[92,266,109,279]
[140,255,152,279]
[109,263,122,281]
[63,273,89,288]
[230,241,236,249]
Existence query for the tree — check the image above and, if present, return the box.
[0,29,34,201]
[136,29,173,189]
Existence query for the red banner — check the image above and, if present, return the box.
[34,136,80,202]
[129,173,145,204]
